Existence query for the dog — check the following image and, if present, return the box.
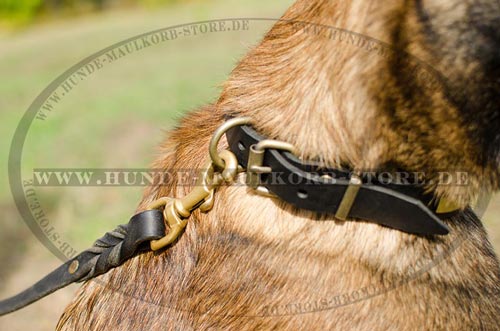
[57,0,500,330]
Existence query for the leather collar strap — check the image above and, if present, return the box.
[225,124,457,236]
[0,210,165,316]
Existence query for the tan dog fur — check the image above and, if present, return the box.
[57,1,500,330]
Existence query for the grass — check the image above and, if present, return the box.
[0,0,294,252]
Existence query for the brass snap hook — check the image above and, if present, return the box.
[146,197,184,251]
[149,201,188,251]
[147,145,241,251]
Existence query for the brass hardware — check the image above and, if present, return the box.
[252,186,277,198]
[199,190,215,212]
[147,197,172,211]
[335,173,362,221]
[172,160,219,218]
[209,117,253,171]
[436,198,460,214]
[150,200,186,251]
[247,139,297,189]
[68,260,79,274]
[148,150,239,251]
[321,174,334,182]
[247,145,269,188]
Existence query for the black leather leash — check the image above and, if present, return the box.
[225,124,457,236]
[0,210,165,316]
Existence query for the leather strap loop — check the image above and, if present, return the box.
[0,210,165,316]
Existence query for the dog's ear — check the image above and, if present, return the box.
[404,0,500,174]
[366,0,500,202]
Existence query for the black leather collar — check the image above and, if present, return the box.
[226,123,457,236]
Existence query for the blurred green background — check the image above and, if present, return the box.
[0,1,498,330]
[0,0,184,27]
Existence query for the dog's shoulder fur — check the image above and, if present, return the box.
[56,108,500,330]
[57,1,500,330]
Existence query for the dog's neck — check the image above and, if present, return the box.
[217,0,490,208]
[218,1,380,167]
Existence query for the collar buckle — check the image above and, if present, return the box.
[247,139,297,192]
